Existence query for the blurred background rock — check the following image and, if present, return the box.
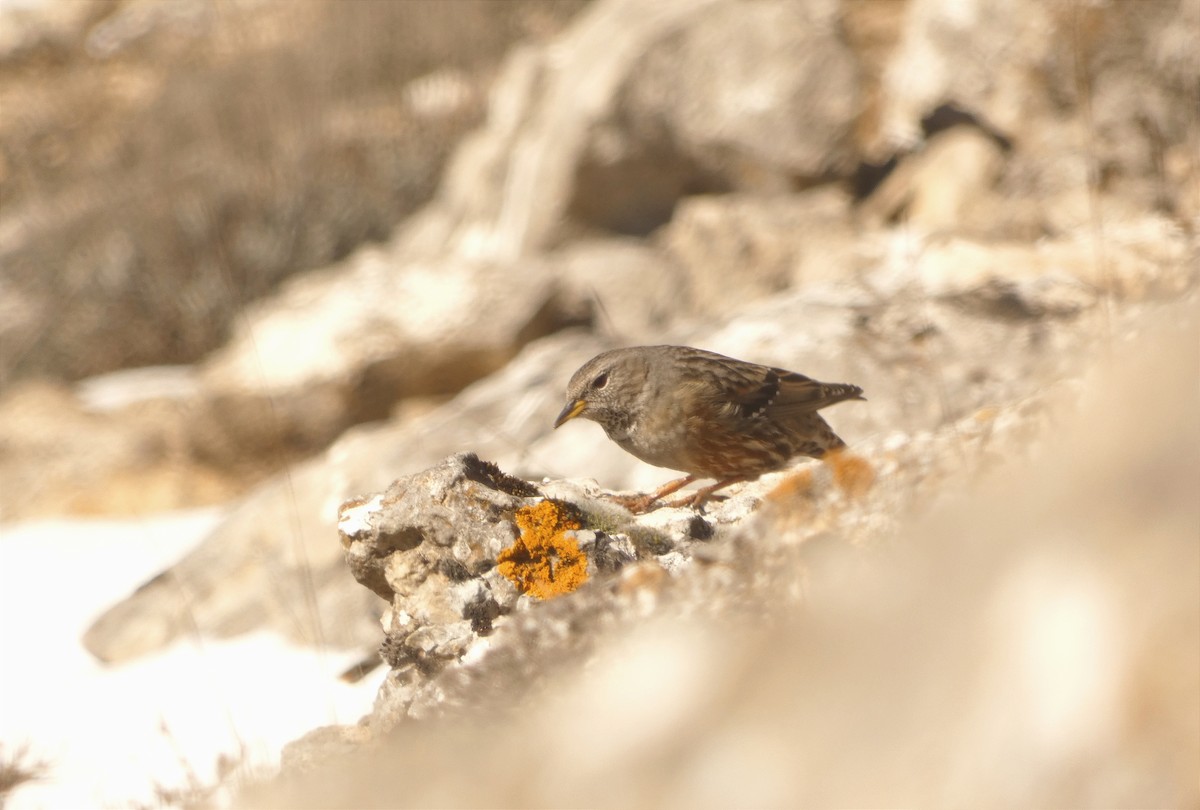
[0,0,588,515]
[252,307,1199,808]
[0,0,1196,805]
[0,0,584,382]
[1,0,1196,523]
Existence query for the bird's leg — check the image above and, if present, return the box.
[663,476,750,511]
[608,475,696,514]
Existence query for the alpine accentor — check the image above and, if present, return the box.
[554,345,865,512]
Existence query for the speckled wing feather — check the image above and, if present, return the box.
[669,347,864,420]
[760,370,865,418]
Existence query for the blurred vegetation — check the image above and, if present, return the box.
[0,743,48,804]
[0,0,588,384]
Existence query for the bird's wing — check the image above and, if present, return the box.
[675,348,863,419]
[761,370,865,417]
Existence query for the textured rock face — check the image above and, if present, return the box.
[241,298,1200,809]
[245,298,1198,809]
[319,294,1123,730]
[871,0,1200,231]
[340,454,531,607]
[569,0,860,232]
[336,451,726,724]
[329,392,1017,730]
[6,0,1195,803]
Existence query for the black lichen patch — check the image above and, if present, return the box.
[437,558,472,582]
[590,533,634,573]
[462,453,541,498]
[379,631,409,669]
[686,514,714,540]
[462,592,502,635]
[378,631,447,676]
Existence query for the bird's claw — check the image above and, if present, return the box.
[662,492,729,511]
[606,493,663,514]
[663,495,704,511]
[606,491,729,514]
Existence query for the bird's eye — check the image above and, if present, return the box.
[591,372,608,390]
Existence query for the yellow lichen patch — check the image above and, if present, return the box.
[765,467,815,504]
[615,561,667,596]
[497,500,588,599]
[826,450,876,498]
[974,406,999,423]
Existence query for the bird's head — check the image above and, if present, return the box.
[554,348,650,434]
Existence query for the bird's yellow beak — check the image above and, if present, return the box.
[554,399,587,428]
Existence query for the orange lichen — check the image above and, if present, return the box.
[615,561,667,596]
[973,406,999,423]
[826,450,876,498]
[765,467,816,504]
[497,500,588,599]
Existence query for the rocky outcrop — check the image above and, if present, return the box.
[195,244,597,452]
[248,297,1199,808]
[80,201,1194,658]
[163,0,864,473]
[315,287,1194,734]
[332,403,1024,730]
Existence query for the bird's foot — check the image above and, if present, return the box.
[662,477,749,511]
[605,493,664,515]
[661,492,727,511]
[605,475,698,515]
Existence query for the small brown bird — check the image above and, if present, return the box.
[554,345,865,512]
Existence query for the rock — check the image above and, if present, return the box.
[312,298,1140,731]
[279,724,372,776]
[400,0,728,259]
[874,0,1056,149]
[0,376,238,520]
[242,296,1199,810]
[660,187,856,313]
[549,239,687,343]
[46,0,1194,688]
[23,0,1197,528]
[336,449,751,727]
[185,235,687,485]
[0,0,100,58]
[4,0,1197,803]
[405,0,860,259]
[859,125,1007,233]
[80,211,1196,658]
[197,244,592,451]
[342,455,536,678]
[81,330,614,661]
[866,216,1196,311]
[0,235,683,520]
[618,0,859,183]
[866,0,1200,236]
